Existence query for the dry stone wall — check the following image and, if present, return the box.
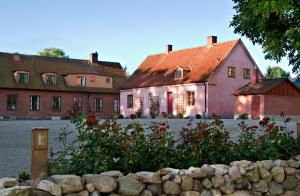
[2,156,300,195]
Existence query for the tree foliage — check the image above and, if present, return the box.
[265,66,290,79]
[38,48,68,58]
[230,0,300,74]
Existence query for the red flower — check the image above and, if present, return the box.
[130,114,136,120]
[161,112,168,118]
[86,114,98,126]
[159,126,166,132]
[267,125,274,132]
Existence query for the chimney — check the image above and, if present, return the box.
[251,68,259,85]
[166,44,173,54]
[207,36,217,45]
[89,52,98,64]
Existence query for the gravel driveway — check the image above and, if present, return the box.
[0,119,298,177]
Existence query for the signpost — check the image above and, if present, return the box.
[31,128,48,180]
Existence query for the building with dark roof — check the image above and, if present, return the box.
[234,70,300,120]
[119,36,263,118]
[0,52,127,119]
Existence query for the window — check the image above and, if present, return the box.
[228,66,236,78]
[77,76,86,87]
[7,94,17,110]
[46,75,56,85]
[52,96,61,111]
[73,97,82,112]
[127,94,133,108]
[186,91,195,106]
[90,77,95,82]
[114,99,120,113]
[30,96,40,111]
[95,98,103,112]
[18,72,29,84]
[174,68,183,79]
[243,68,251,79]
[106,78,110,83]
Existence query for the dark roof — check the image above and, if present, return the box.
[0,52,127,93]
[234,78,300,95]
[120,39,241,90]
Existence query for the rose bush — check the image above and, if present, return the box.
[49,114,300,175]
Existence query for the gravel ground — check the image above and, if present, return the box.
[0,119,297,177]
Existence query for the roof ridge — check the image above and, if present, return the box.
[147,38,240,57]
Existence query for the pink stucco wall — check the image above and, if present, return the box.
[120,83,205,117]
[234,95,265,119]
[207,43,260,116]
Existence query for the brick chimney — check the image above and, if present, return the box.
[89,52,98,64]
[251,68,259,85]
[166,44,173,54]
[207,36,217,45]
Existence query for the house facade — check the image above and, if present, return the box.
[234,72,300,120]
[0,52,127,119]
[120,36,263,118]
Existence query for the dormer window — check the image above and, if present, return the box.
[46,74,57,85]
[14,71,29,84]
[174,67,183,79]
[77,76,86,87]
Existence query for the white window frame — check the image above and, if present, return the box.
[78,76,86,87]
[30,96,40,111]
[174,67,183,79]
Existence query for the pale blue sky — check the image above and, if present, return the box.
[0,0,292,75]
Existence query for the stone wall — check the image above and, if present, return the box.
[2,156,300,196]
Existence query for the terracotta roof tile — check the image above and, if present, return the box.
[120,39,240,89]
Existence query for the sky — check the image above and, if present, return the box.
[0,0,293,76]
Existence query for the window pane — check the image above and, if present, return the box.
[95,98,103,112]
[127,95,133,108]
[30,96,40,111]
[114,100,120,113]
[19,73,29,83]
[187,91,195,105]
[7,95,17,110]
[228,67,236,78]
[52,96,61,111]
[46,75,56,85]
[243,68,250,79]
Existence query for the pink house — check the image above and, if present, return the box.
[119,36,263,118]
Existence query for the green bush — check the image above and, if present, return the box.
[18,169,30,181]
[48,114,300,175]
[237,113,249,120]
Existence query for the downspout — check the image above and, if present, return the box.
[204,81,208,118]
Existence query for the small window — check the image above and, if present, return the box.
[174,68,183,79]
[228,66,236,78]
[186,91,195,106]
[52,96,61,111]
[90,77,95,82]
[18,72,29,84]
[114,99,120,113]
[77,76,86,87]
[127,94,133,108]
[95,98,103,112]
[30,96,40,111]
[7,94,17,110]
[106,78,110,83]
[243,68,251,79]
[46,75,56,85]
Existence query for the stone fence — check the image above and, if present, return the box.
[2,156,300,196]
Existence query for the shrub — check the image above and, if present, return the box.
[195,114,202,119]
[238,113,249,120]
[118,114,124,119]
[49,114,300,175]
[18,169,30,181]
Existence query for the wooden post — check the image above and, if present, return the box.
[297,123,300,143]
[31,128,48,180]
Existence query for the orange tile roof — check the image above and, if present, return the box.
[120,39,240,89]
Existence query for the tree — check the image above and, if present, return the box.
[265,66,290,79]
[230,0,300,74]
[38,48,68,58]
